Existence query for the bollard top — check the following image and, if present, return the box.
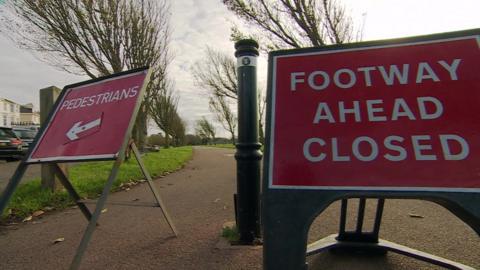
[235,39,259,57]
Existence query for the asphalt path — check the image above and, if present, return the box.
[0,147,478,269]
[0,160,40,191]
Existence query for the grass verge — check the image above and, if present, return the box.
[208,144,265,152]
[207,144,235,149]
[1,146,193,222]
[221,224,240,243]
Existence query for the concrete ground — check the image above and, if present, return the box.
[0,147,478,269]
[0,160,40,191]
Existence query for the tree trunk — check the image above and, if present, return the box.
[259,120,265,144]
[132,105,148,152]
[165,134,170,148]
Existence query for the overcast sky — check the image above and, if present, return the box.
[0,0,479,136]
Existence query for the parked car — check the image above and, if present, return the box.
[12,127,37,152]
[12,124,40,132]
[0,127,24,161]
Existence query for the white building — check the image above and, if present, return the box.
[0,99,40,127]
[0,98,21,127]
[19,103,41,125]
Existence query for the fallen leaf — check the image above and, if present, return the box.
[125,188,131,191]
[22,216,32,222]
[101,208,108,213]
[213,198,220,203]
[223,205,228,210]
[222,221,235,229]
[408,213,424,218]
[32,210,45,217]
[53,237,65,244]
[132,198,139,202]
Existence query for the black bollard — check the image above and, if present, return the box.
[234,39,262,243]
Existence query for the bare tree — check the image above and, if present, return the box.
[148,82,179,148]
[0,0,172,149]
[170,113,186,146]
[192,47,238,99]
[223,0,360,50]
[258,91,267,143]
[195,117,216,145]
[209,94,237,144]
[192,48,238,142]
[193,47,268,144]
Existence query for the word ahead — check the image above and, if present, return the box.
[27,69,149,163]
[268,34,480,190]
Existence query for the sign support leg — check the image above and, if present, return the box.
[69,157,123,270]
[336,198,384,244]
[0,161,29,215]
[307,198,475,270]
[263,196,318,270]
[52,163,93,222]
[130,142,178,236]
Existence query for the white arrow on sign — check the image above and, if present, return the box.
[66,118,102,141]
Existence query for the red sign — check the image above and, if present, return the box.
[268,35,480,190]
[28,69,149,163]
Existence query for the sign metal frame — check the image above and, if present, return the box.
[262,29,480,270]
[0,67,178,270]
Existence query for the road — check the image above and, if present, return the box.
[0,160,40,191]
[0,147,478,269]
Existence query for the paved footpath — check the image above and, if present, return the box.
[0,147,478,270]
[0,160,41,191]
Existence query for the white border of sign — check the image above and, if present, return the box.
[268,35,480,192]
[26,69,148,163]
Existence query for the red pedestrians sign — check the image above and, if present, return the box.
[268,35,480,190]
[27,68,150,163]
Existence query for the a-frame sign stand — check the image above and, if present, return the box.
[306,199,475,270]
[61,142,177,270]
[0,67,177,270]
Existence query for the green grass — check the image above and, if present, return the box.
[209,144,236,149]
[221,225,240,243]
[209,143,265,152]
[2,146,193,222]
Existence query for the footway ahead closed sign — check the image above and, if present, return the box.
[263,29,480,270]
[268,32,480,190]
[27,69,149,163]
